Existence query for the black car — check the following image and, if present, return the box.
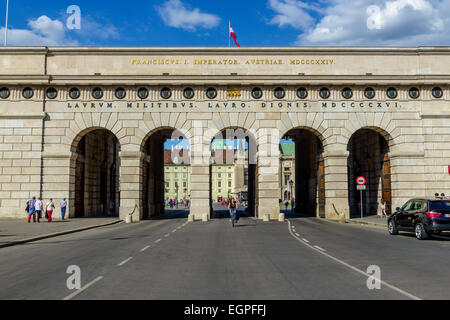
[388,199,450,240]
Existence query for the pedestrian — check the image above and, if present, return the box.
[380,199,388,218]
[35,197,43,223]
[435,193,441,200]
[284,199,289,212]
[291,198,295,212]
[441,193,447,200]
[46,198,55,222]
[60,198,67,220]
[27,197,37,223]
[109,199,114,217]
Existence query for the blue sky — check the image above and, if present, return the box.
[1,0,450,47]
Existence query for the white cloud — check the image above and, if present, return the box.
[0,15,77,46]
[268,0,450,46]
[268,0,317,30]
[156,0,221,31]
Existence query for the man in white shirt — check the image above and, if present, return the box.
[35,197,43,223]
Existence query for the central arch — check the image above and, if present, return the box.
[281,127,325,217]
[209,127,257,219]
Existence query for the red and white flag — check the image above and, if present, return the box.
[229,22,240,47]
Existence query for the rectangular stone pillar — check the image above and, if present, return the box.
[256,129,281,220]
[323,150,350,220]
[119,151,144,222]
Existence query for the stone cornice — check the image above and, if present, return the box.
[420,113,450,119]
[0,112,46,119]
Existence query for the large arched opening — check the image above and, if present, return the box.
[281,128,325,217]
[347,128,392,218]
[72,129,121,218]
[209,128,257,219]
[141,128,190,220]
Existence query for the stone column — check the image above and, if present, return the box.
[256,128,281,220]
[323,149,350,220]
[119,150,144,222]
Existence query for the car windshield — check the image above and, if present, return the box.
[429,201,450,213]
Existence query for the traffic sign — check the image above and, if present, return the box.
[357,185,367,191]
[356,176,366,186]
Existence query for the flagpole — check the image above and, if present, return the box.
[4,0,9,46]
[228,21,230,48]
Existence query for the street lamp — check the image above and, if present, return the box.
[289,180,294,212]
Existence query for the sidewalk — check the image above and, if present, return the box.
[0,218,122,248]
[348,215,388,228]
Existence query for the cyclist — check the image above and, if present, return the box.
[228,198,239,226]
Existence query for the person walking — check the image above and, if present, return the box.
[284,199,289,212]
[35,197,43,223]
[46,198,55,222]
[380,198,388,218]
[27,197,37,223]
[60,198,67,220]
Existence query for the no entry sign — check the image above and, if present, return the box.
[356,176,366,186]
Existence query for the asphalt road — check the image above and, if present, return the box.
[1,212,450,300]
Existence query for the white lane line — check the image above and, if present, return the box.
[286,220,422,301]
[314,245,327,252]
[295,233,300,237]
[140,245,151,252]
[155,239,162,244]
[172,229,177,233]
[164,234,170,237]
[118,257,133,267]
[63,276,104,301]
[302,238,310,243]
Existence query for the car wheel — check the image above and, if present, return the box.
[415,223,429,240]
[388,220,399,235]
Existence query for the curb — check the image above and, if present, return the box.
[347,219,386,228]
[0,220,123,249]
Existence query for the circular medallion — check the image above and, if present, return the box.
[46,87,58,100]
[183,87,194,99]
[22,87,34,99]
[409,87,420,99]
[252,87,263,100]
[137,87,149,100]
[69,87,81,99]
[319,87,330,99]
[297,87,308,99]
[160,87,172,100]
[387,87,398,99]
[364,87,375,100]
[92,88,103,100]
[342,87,353,100]
[0,87,10,99]
[206,87,217,99]
[115,88,126,100]
[274,87,285,99]
[432,87,443,99]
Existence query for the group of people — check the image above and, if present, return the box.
[26,197,67,223]
[165,199,190,209]
[283,199,296,211]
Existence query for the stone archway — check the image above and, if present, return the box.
[71,128,121,218]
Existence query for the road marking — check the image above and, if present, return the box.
[63,276,104,301]
[314,245,326,252]
[172,229,177,233]
[140,246,151,252]
[155,239,162,243]
[287,220,422,301]
[302,238,310,243]
[164,234,170,237]
[295,233,300,237]
[118,257,133,267]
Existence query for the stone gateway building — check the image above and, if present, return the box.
[0,47,449,221]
